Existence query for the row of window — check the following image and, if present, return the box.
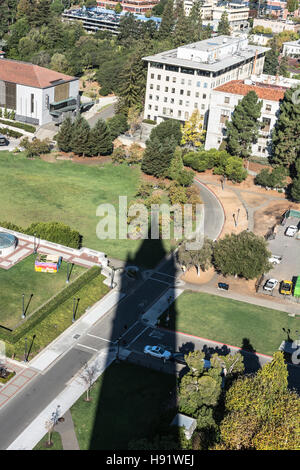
[148,92,207,100]
[150,74,209,88]
[222,96,273,112]
[148,101,206,111]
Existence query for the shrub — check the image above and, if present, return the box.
[0,119,35,133]
[25,222,81,249]
[112,146,127,164]
[255,167,287,189]
[0,127,23,138]
[107,113,129,140]
[0,221,22,231]
[99,86,111,96]
[177,168,194,187]
[142,119,156,125]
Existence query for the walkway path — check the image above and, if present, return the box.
[57,410,80,450]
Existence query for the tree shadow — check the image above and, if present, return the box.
[239,337,261,375]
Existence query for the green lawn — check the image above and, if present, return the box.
[34,432,63,450]
[164,291,300,356]
[0,151,170,266]
[5,273,109,360]
[71,362,176,450]
[0,255,85,329]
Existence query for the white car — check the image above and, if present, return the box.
[269,255,282,265]
[144,345,172,360]
[285,225,298,237]
[263,278,279,292]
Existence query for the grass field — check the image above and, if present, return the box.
[0,255,85,329]
[164,291,300,356]
[5,273,109,360]
[0,151,171,266]
[71,362,175,450]
[34,432,63,450]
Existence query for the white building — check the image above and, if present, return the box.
[143,36,268,125]
[184,0,249,31]
[248,33,273,46]
[0,58,80,126]
[282,39,300,57]
[253,18,300,34]
[205,75,300,157]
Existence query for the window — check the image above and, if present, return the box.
[150,84,153,89]
[165,87,168,92]
[195,92,199,98]
[166,76,170,81]
[196,81,201,87]
[220,109,230,124]
[155,105,158,111]
[31,93,34,113]
[172,77,176,83]
[163,107,166,114]
[187,90,191,97]
[203,94,207,99]
[151,73,154,79]
[156,85,160,91]
[201,104,205,110]
[204,82,208,88]
[186,101,190,107]
[149,94,153,100]
[181,79,185,85]
[148,104,152,109]
[155,95,159,101]
[179,100,183,105]
[188,80,192,86]
[170,98,174,104]
[178,110,182,117]
[164,97,167,102]
[180,89,184,95]
[184,111,189,120]
[171,88,175,93]
[157,75,161,80]
[261,117,271,132]
[194,103,198,108]
[266,104,272,112]
[224,96,230,104]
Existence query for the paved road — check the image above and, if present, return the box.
[87,104,115,128]
[194,177,224,240]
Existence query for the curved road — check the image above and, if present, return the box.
[194,177,225,241]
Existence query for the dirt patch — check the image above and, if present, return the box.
[240,192,270,208]
[215,273,258,295]
[181,266,215,284]
[254,200,300,236]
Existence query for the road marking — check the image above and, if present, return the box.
[87,334,112,343]
[76,344,99,353]
[127,326,150,348]
[149,276,171,286]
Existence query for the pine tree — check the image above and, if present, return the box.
[118,48,147,113]
[158,0,175,39]
[70,115,90,157]
[169,147,184,180]
[271,85,300,167]
[278,54,290,78]
[225,91,263,159]
[88,118,113,156]
[57,117,73,152]
[173,0,193,47]
[141,136,177,177]
[291,175,300,202]
[263,48,279,75]
[217,11,231,36]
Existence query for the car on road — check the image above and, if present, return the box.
[144,345,172,360]
[263,278,279,292]
[0,134,8,146]
[280,280,293,295]
[285,225,298,237]
[269,255,282,265]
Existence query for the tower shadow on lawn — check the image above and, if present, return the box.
[88,235,181,450]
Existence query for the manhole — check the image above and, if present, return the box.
[73,334,81,339]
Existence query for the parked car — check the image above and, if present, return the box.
[269,255,282,265]
[280,280,293,295]
[0,134,7,146]
[285,225,298,237]
[263,278,279,292]
[171,352,211,369]
[144,345,172,360]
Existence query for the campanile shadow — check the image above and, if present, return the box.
[88,235,181,450]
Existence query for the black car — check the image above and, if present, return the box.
[0,134,7,146]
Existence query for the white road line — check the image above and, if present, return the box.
[149,277,171,286]
[155,272,176,279]
[127,326,149,348]
[76,344,99,353]
[86,334,112,343]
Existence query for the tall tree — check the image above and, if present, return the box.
[158,0,175,39]
[56,117,73,152]
[177,237,214,276]
[217,11,231,36]
[141,136,177,177]
[278,54,290,78]
[70,115,90,157]
[225,91,263,159]
[271,85,300,167]
[88,118,113,156]
[263,47,279,76]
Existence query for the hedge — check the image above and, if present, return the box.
[0,371,16,384]
[0,127,23,138]
[0,119,36,133]
[0,265,101,344]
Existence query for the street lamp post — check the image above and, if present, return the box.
[33,233,37,254]
[21,293,25,319]
[24,336,28,362]
[66,262,70,284]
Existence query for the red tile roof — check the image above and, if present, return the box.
[214,80,286,101]
[0,59,76,88]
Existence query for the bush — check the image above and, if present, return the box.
[21,137,51,158]
[99,86,111,96]
[0,119,35,133]
[142,119,156,125]
[0,221,22,231]
[177,168,194,187]
[255,167,287,189]
[0,127,23,138]
[25,222,81,248]
[107,113,129,140]
[112,146,127,164]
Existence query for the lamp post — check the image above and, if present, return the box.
[24,336,28,362]
[21,293,25,319]
[236,208,240,227]
[33,233,37,254]
[66,262,70,284]
[72,297,79,323]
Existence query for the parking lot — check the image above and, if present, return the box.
[260,216,300,303]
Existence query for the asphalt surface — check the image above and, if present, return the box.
[87,104,115,128]
[194,177,224,240]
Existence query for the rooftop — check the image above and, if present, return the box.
[143,36,269,72]
[214,79,287,101]
[0,59,76,89]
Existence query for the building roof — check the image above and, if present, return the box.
[171,413,197,430]
[0,59,77,89]
[214,79,286,101]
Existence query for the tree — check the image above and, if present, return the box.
[107,113,129,140]
[287,0,299,13]
[224,156,247,183]
[263,47,279,76]
[127,106,142,136]
[213,231,271,279]
[141,136,177,177]
[278,54,290,78]
[291,175,300,202]
[70,115,90,157]
[271,85,300,167]
[218,11,230,36]
[80,362,98,402]
[181,110,206,149]
[56,117,73,152]
[177,237,214,276]
[114,2,123,13]
[158,0,175,39]
[169,148,184,180]
[218,352,300,450]
[88,118,113,156]
[50,53,69,73]
[150,119,182,145]
[225,91,263,159]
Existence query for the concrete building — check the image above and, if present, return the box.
[0,58,80,126]
[283,39,300,56]
[253,18,300,33]
[248,33,273,46]
[184,0,249,31]
[143,35,268,124]
[264,0,300,20]
[205,74,300,157]
[97,0,158,13]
